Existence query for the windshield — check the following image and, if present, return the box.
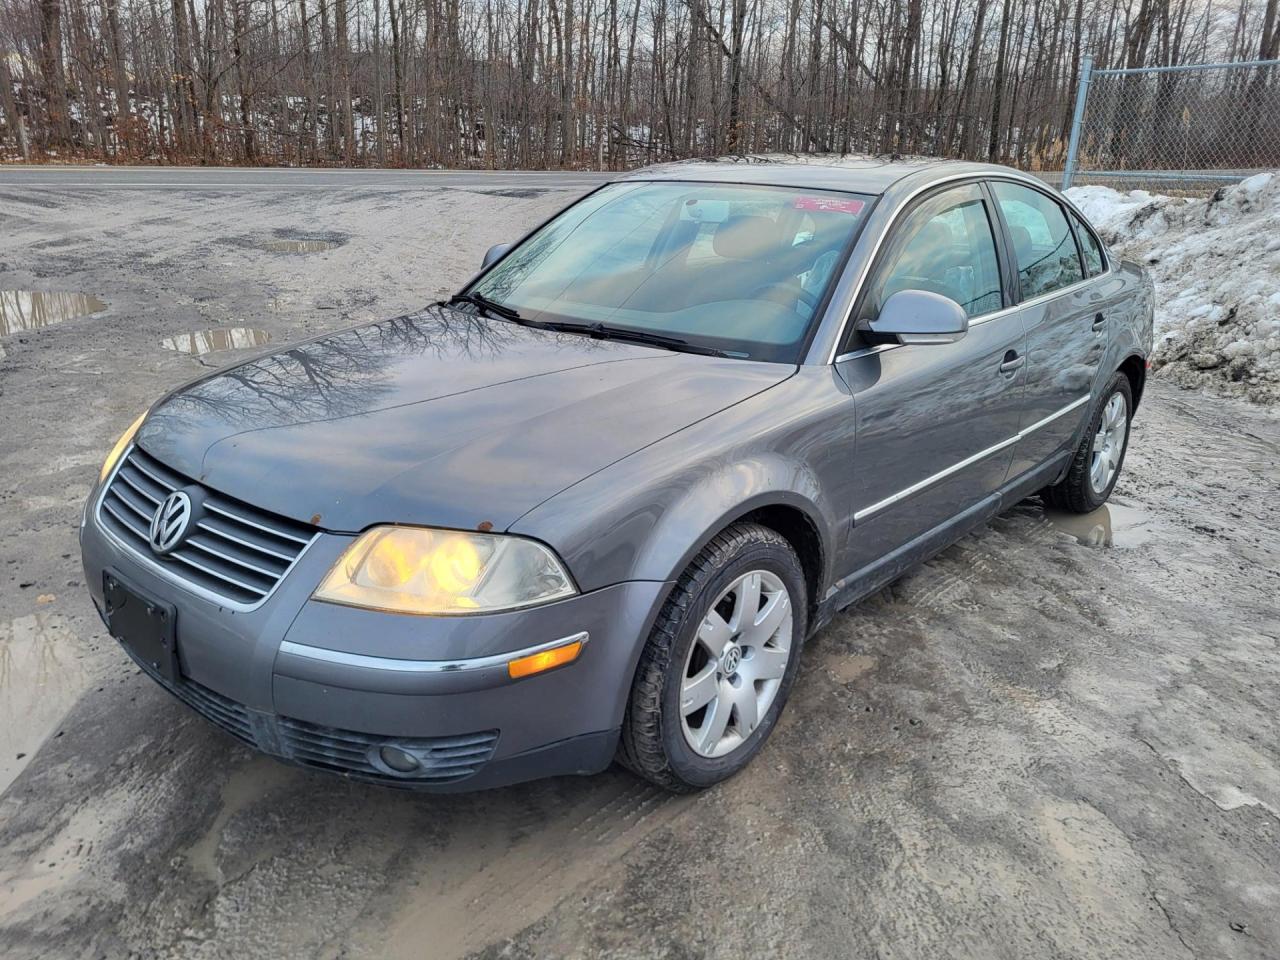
[467,181,873,362]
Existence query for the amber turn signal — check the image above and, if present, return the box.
[508,639,584,679]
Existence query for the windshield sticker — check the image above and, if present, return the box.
[793,196,866,215]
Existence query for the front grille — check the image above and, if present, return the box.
[124,643,499,786]
[278,717,500,782]
[99,446,316,606]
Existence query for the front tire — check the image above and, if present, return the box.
[1044,371,1133,513]
[619,523,808,792]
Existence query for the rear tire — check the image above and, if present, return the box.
[1043,371,1133,514]
[618,523,808,793]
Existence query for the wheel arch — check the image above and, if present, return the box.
[1118,353,1147,412]
[653,489,833,630]
[733,503,826,624]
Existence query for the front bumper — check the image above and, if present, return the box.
[81,501,665,791]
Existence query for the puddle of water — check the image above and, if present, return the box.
[160,328,271,356]
[0,800,106,920]
[1044,502,1156,549]
[262,239,338,253]
[0,290,107,336]
[1,613,92,794]
[184,756,298,883]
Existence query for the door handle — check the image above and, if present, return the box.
[1091,312,1107,331]
[999,351,1025,375]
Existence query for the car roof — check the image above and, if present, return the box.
[614,155,1029,196]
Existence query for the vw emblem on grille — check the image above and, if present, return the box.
[149,491,193,555]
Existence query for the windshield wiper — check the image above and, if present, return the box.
[448,292,524,323]
[448,298,728,357]
[535,321,729,357]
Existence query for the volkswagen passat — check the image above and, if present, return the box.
[81,159,1153,792]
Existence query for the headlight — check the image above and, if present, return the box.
[313,526,576,615]
[100,412,147,482]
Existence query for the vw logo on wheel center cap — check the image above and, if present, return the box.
[720,643,742,676]
[149,490,193,555]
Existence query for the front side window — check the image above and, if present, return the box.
[991,181,1084,299]
[470,181,872,362]
[859,183,1003,323]
[1069,210,1105,276]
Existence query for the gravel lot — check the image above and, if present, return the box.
[0,168,1278,960]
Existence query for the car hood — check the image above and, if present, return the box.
[137,306,793,532]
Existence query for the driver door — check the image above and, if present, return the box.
[834,182,1027,577]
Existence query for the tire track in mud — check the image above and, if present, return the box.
[375,778,689,959]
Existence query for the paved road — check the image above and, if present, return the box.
[0,164,612,192]
[2,162,1247,196]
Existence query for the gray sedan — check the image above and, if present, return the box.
[80,158,1154,792]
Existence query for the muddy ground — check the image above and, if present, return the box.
[0,168,1277,960]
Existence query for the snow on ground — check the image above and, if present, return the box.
[1067,173,1280,404]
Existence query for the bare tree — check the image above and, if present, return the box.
[0,0,1273,169]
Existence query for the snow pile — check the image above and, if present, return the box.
[1067,174,1280,403]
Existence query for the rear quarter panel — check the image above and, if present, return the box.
[1116,258,1156,359]
[1104,259,1156,406]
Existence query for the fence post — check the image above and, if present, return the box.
[1062,54,1093,190]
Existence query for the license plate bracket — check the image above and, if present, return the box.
[104,572,179,684]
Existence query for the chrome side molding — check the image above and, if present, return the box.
[279,631,591,674]
[853,395,1090,523]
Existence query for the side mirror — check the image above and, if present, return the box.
[868,289,969,345]
[482,243,512,269]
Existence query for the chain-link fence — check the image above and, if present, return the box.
[1062,57,1280,192]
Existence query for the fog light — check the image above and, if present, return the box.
[379,745,421,773]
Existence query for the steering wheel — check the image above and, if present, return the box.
[750,282,820,311]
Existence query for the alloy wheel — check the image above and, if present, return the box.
[679,570,793,758]
[1090,392,1129,494]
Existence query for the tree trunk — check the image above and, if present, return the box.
[955,0,989,158]
[987,0,1012,161]
[231,0,254,161]
[170,0,197,154]
[0,57,24,157]
[373,0,385,164]
[387,0,406,161]
[559,0,575,164]
[38,0,71,149]
[335,0,354,163]
[725,0,746,153]
[103,0,133,154]
[299,0,318,161]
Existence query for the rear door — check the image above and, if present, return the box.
[835,182,1026,574]
[988,180,1112,480]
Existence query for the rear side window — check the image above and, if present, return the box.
[862,183,1003,321]
[1069,210,1105,276]
[991,182,1084,299]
